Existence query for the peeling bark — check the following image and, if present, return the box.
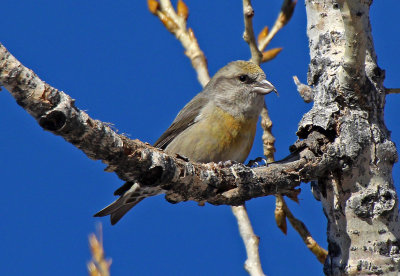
[304,0,399,274]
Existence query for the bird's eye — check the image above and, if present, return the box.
[238,75,249,82]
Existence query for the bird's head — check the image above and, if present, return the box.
[204,60,276,119]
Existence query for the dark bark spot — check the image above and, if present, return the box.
[164,192,183,204]
[39,110,66,131]
[353,193,375,218]
[140,166,163,186]
[328,240,341,257]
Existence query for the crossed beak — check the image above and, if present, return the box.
[253,79,278,95]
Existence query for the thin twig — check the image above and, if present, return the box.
[243,0,262,64]
[238,2,269,275]
[232,205,266,276]
[148,0,210,86]
[255,0,297,160]
[386,88,400,94]
[258,0,297,52]
[242,1,325,266]
[293,76,314,103]
[260,104,276,161]
[280,197,328,264]
[274,195,287,234]
[88,224,111,276]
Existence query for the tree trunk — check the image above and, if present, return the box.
[304,0,400,274]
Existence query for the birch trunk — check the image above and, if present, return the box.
[304,0,400,274]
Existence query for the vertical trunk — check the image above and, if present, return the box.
[304,0,400,274]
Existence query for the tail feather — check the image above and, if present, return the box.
[94,182,162,225]
[109,204,138,225]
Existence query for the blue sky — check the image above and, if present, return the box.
[1,1,399,275]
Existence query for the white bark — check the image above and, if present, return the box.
[305,0,400,274]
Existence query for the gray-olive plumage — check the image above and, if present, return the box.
[95,61,276,224]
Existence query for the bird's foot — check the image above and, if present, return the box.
[246,157,268,168]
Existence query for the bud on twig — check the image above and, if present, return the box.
[262,48,283,63]
[279,0,297,26]
[159,12,178,32]
[147,0,159,15]
[257,26,269,44]
[275,195,288,234]
[177,0,189,20]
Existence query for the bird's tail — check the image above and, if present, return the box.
[94,181,162,225]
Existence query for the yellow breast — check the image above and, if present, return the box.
[166,106,258,163]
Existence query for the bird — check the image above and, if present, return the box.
[94,60,277,225]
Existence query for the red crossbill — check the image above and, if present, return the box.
[95,60,276,224]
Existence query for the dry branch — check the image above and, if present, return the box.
[0,42,316,206]
[240,1,327,269]
[232,205,266,276]
[293,76,314,103]
[280,197,328,264]
[243,0,262,65]
[257,0,297,52]
[88,225,111,276]
[148,0,210,86]
[386,88,400,94]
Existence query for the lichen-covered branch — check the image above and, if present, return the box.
[148,0,210,86]
[0,42,322,206]
[305,0,399,274]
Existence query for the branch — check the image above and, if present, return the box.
[232,205,266,276]
[148,0,210,86]
[277,195,328,264]
[260,104,276,162]
[0,42,320,206]
[243,0,262,64]
[257,0,297,52]
[386,88,400,94]
[293,76,314,103]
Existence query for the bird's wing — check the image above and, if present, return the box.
[154,92,209,149]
